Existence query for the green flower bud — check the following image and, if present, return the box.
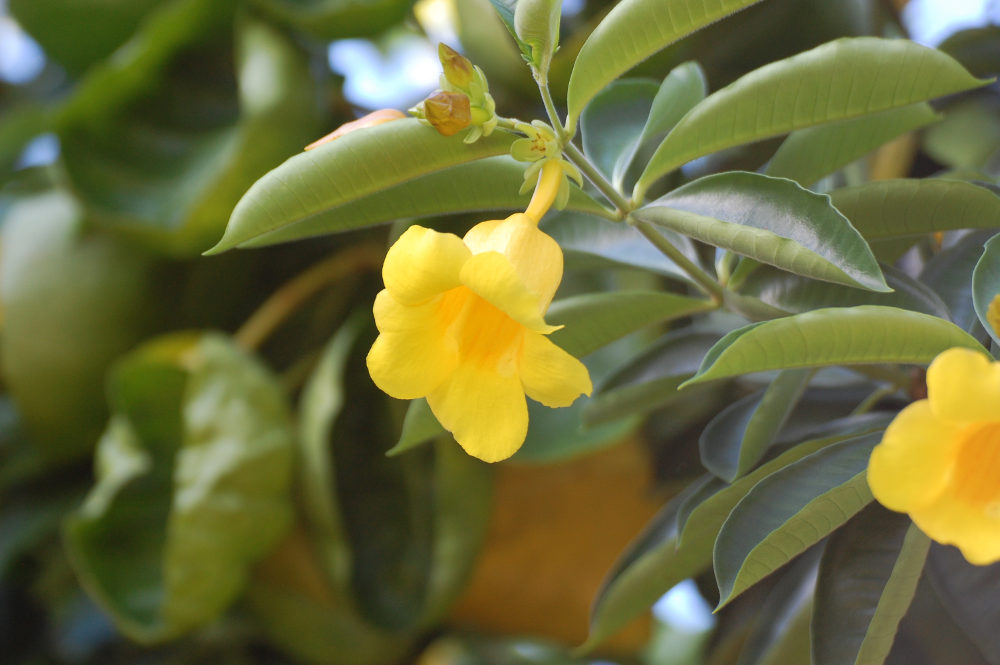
[424,91,472,137]
[438,43,474,90]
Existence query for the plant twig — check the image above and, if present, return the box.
[632,219,725,302]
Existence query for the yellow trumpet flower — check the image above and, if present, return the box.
[868,347,1000,564]
[367,160,592,462]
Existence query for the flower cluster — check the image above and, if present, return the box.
[412,44,498,143]
[366,160,591,462]
[868,347,1000,564]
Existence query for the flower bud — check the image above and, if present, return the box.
[424,91,471,137]
[438,43,474,90]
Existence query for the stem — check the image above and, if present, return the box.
[537,79,566,138]
[632,219,725,302]
[562,141,632,218]
[235,244,383,351]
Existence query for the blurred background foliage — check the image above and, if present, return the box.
[0,0,999,664]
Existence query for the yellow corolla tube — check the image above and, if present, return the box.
[366,159,592,462]
[867,347,1000,564]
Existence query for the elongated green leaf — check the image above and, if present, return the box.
[65,333,294,643]
[240,156,605,248]
[685,306,987,386]
[738,263,951,319]
[514,0,560,74]
[637,38,987,196]
[813,506,930,665]
[830,179,1000,240]
[249,0,412,40]
[585,330,719,424]
[388,399,444,457]
[766,103,941,187]
[927,543,1000,664]
[635,171,889,291]
[699,369,812,482]
[541,211,699,283]
[565,0,765,132]
[921,231,997,332]
[581,80,659,181]
[209,120,516,253]
[547,291,715,358]
[714,434,878,608]
[612,61,707,187]
[971,233,1000,346]
[741,551,818,665]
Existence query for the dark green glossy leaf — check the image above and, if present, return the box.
[249,0,412,40]
[636,171,889,291]
[65,333,295,643]
[547,290,715,358]
[210,120,517,253]
[541,211,699,283]
[638,37,987,195]
[921,231,997,332]
[813,505,930,665]
[685,306,986,386]
[972,233,1000,346]
[699,369,812,482]
[565,0,765,132]
[0,190,160,462]
[829,179,1000,240]
[581,79,659,181]
[766,104,941,187]
[738,263,951,319]
[927,543,1000,664]
[240,156,606,249]
[714,433,879,608]
[741,550,818,665]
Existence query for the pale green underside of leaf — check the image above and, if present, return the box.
[766,103,941,187]
[714,435,878,607]
[635,171,889,292]
[208,120,517,253]
[685,305,987,385]
[238,156,607,248]
[831,179,1000,240]
[547,290,715,358]
[638,37,988,194]
[565,0,765,132]
[972,233,1000,346]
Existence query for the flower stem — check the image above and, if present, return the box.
[632,219,725,303]
[562,141,632,219]
[537,79,566,138]
[235,244,383,351]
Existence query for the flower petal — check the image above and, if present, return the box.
[367,293,457,399]
[427,361,528,462]
[926,347,1000,424]
[911,492,1000,565]
[867,400,961,512]
[459,251,560,334]
[520,333,592,407]
[464,214,563,309]
[382,225,471,304]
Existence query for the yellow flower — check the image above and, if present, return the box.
[366,160,592,462]
[867,347,1000,564]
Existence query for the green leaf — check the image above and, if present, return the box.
[584,330,720,425]
[542,211,700,283]
[738,263,951,320]
[973,233,1000,346]
[685,306,987,386]
[713,434,878,608]
[564,0,765,133]
[0,190,160,463]
[635,171,889,292]
[239,156,606,249]
[612,61,707,187]
[923,98,1000,170]
[921,230,997,332]
[209,120,517,253]
[699,369,813,482]
[829,179,1000,240]
[637,37,988,196]
[64,333,295,643]
[926,543,1000,664]
[813,505,930,665]
[387,399,445,457]
[514,0,561,74]
[766,103,941,187]
[546,290,715,358]
[939,26,1000,78]
[60,12,321,256]
[581,79,659,182]
[740,550,818,665]
[248,0,412,40]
